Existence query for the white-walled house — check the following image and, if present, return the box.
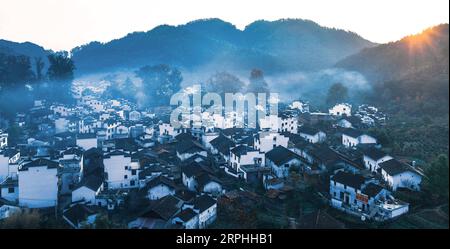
[342,129,377,148]
[55,117,70,134]
[172,208,199,229]
[330,171,409,221]
[61,147,83,161]
[71,175,104,204]
[18,159,59,208]
[51,105,74,117]
[76,133,97,151]
[363,148,393,172]
[79,116,100,134]
[0,149,20,182]
[62,204,99,229]
[229,145,265,177]
[103,151,137,189]
[194,195,217,229]
[159,123,181,137]
[0,130,8,149]
[336,118,353,128]
[128,195,183,229]
[259,114,298,134]
[328,170,409,220]
[175,140,208,161]
[129,111,141,121]
[181,165,197,192]
[298,126,326,144]
[201,129,220,151]
[329,103,352,116]
[379,159,423,191]
[104,119,120,140]
[181,163,222,195]
[0,177,18,202]
[209,135,235,162]
[114,125,129,139]
[183,194,217,229]
[265,146,302,178]
[330,171,377,214]
[254,132,289,153]
[0,153,7,182]
[289,100,309,113]
[80,96,104,113]
[198,176,222,195]
[144,175,177,200]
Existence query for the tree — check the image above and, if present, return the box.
[91,214,124,229]
[326,82,348,106]
[0,209,41,229]
[135,64,182,107]
[47,52,75,81]
[34,57,45,81]
[40,52,76,104]
[102,76,137,102]
[205,71,245,95]
[247,69,269,94]
[0,53,35,89]
[424,154,449,201]
[92,215,111,229]
[368,128,391,147]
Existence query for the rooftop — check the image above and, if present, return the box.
[19,158,59,171]
[379,159,421,176]
[230,145,256,157]
[331,171,366,190]
[266,146,301,166]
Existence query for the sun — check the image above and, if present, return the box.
[404,26,439,55]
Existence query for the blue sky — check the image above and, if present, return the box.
[0,0,448,51]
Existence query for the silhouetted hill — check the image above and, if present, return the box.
[337,24,449,114]
[70,18,375,74]
[336,24,449,83]
[0,39,52,72]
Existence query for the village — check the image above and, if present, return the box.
[0,84,425,229]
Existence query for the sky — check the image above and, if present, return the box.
[0,0,448,51]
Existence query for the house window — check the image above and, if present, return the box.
[124,175,128,179]
[131,169,136,175]
[8,187,15,193]
[130,180,135,186]
[333,192,336,197]
[354,199,357,205]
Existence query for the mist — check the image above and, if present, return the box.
[72,66,372,111]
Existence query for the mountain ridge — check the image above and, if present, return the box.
[336,23,449,114]
[0,39,52,72]
[68,18,376,74]
[336,23,449,83]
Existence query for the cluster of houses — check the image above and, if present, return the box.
[0,96,219,229]
[0,93,424,228]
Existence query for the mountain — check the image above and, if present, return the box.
[336,24,449,114]
[70,18,376,74]
[336,24,449,83]
[0,39,52,72]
